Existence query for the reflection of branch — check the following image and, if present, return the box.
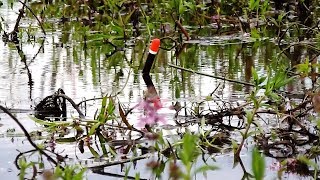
[13,0,27,34]
[0,105,61,168]
[14,41,34,99]
[19,0,46,35]
[17,45,33,85]
[3,0,46,42]
[175,43,188,58]
[29,38,45,64]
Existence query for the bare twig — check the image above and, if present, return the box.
[159,36,179,51]
[175,20,190,41]
[168,63,254,87]
[91,169,147,180]
[77,97,104,106]
[56,94,85,118]
[0,105,61,169]
[88,155,147,169]
[14,149,38,169]
[13,0,27,34]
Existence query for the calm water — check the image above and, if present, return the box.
[0,2,314,180]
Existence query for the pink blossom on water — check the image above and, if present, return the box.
[211,15,220,21]
[136,96,166,127]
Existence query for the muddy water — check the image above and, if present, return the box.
[0,2,311,180]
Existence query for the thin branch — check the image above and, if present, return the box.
[168,63,254,87]
[88,155,147,169]
[91,170,146,180]
[55,94,85,118]
[14,149,38,170]
[19,0,46,35]
[13,0,26,34]
[77,97,104,106]
[0,105,61,169]
[175,20,190,41]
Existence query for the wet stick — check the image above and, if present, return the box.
[142,38,161,75]
[142,39,162,131]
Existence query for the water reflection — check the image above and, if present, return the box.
[0,30,293,111]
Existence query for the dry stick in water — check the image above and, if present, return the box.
[0,105,61,169]
[175,20,190,41]
[168,63,254,87]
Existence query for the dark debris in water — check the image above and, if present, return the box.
[34,88,66,120]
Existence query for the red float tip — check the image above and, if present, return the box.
[149,38,160,54]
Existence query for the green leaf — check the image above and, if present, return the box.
[252,67,258,82]
[97,132,108,156]
[200,116,206,130]
[193,165,219,175]
[124,164,132,179]
[295,59,310,75]
[107,97,115,119]
[89,122,100,135]
[239,131,245,138]
[246,110,254,124]
[135,172,140,180]
[28,115,71,127]
[231,140,238,153]
[269,18,279,27]
[124,9,136,24]
[297,155,318,169]
[88,146,99,158]
[97,96,108,122]
[102,96,107,108]
[268,92,280,101]
[258,76,267,86]
[109,146,117,156]
[205,96,213,101]
[247,130,260,138]
[180,132,199,165]
[73,168,87,180]
[251,28,260,39]
[252,147,265,180]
